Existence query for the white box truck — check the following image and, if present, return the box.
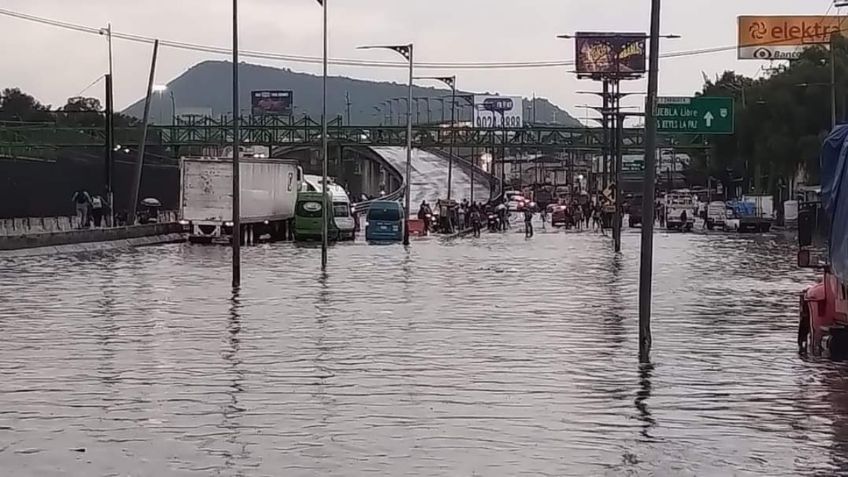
[180,157,302,243]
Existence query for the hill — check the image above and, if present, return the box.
[123,60,581,127]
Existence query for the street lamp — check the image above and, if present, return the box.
[316,0,330,268]
[415,76,457,200]
[359,43,414,245]
[153,85,176,124]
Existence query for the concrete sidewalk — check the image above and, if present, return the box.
[0,223,185,251]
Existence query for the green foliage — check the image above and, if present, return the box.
[701,37,848,191]
[0,88,137,128]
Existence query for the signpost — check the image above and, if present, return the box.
[473,94,523,128]
[656,96,734,134]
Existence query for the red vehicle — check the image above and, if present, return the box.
[798,264,848,357]
[547,203,574,228]
[798,125,848,357]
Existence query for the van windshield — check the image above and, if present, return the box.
[333,202,350,218]
[368,206,401,221]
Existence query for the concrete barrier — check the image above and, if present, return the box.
[0,210,178,236]
[42,217,58,232]
[0,233,186,257]
[0,222,185,251]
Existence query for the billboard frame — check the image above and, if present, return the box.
[250,90,294,117]
[575,31,647,80]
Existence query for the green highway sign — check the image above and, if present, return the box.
[656,96,734,134]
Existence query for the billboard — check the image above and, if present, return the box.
[738,16,848,60]
[575,32,647,78]
[251,90,293,116]
[473,95,523,128]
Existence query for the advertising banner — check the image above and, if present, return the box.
[251,90,293,116]
[473,95,524,128]
[738,16,848,60]
[575,32,647,78]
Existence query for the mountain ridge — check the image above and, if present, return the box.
[123,60,582,127]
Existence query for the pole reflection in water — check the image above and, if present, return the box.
[635,362,656,440]
[221,287,248,472]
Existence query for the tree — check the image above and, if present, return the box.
[0,88,52,122]
[59,96,104,127]
[699,38,848,194]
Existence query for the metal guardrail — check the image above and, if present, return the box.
[352,151,504,216]
[0,116,712,151]
[353,186,405,215]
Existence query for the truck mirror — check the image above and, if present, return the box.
[798,209,813,247]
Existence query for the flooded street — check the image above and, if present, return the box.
[2,226,847,476]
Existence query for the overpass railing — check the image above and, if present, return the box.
[0,116,711,151]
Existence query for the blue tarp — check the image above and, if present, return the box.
[820,125,848,282]
[727,200,755,218]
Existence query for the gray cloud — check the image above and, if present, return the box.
[0,0,834,118]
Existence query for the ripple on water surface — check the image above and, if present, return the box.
[1,228,846,476]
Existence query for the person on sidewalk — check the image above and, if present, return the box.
[90,193,107,227]
[72,189,91,228]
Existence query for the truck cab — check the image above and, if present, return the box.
[797,124,848,357]
[664,190,695,231]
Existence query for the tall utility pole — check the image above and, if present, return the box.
[415,76,457,199]
[128,39,159,226]
[104,75,114,225]
[231,2,241,287]
[359,44,414,245]
[439,98,446,123]
[345,90,352,126]
[414,97,422,125]
[101,23,115,225]
[639,0,662,363]
[404,45,414,245]
[499,111,507,196]
[610,80,620,251]
[320,0,329,269]
[614,89,623,253]
[532,93,537,124]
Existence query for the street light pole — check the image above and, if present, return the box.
[415,76,457,200]
[319,0,329,270]
[100,24,115,225]
[405,45,414,245]
[128,39,159,226]
[359,44,414,245]
[231,1,241,287]
[639,0,663,363]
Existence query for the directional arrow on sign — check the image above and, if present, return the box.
[658,96,733,134]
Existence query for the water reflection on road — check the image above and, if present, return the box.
[2,227,848,475]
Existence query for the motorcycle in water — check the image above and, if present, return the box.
[487,214,500,232]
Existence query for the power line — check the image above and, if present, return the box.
[2,7,848,71]
[73,74,105,98]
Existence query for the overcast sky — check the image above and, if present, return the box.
[0,0,838,120]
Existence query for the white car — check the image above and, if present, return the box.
[504,191,528,211]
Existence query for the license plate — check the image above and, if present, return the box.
[379,225,388,230]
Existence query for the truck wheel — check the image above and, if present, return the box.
[706,221,714,231]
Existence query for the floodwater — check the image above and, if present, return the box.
[1,225,846,476]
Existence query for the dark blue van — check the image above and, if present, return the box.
[365,200,405,242]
